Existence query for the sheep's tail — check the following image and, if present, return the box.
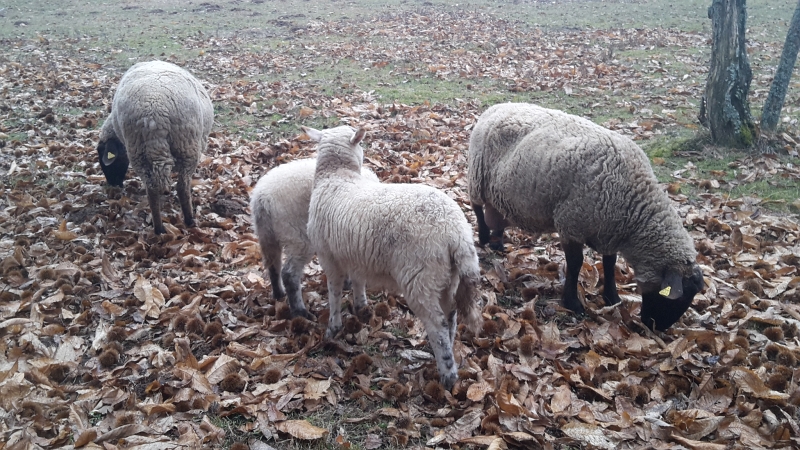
[452,233,483,335]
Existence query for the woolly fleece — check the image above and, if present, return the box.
[99,60,213,234]
[468,103,702,329]
[250,157,378,319]
[307,125,482,389]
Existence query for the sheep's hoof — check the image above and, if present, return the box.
[291,308,316,321]
[487,237,505,252]
[602,292,621,306]
[324,326,341,341]
[440,371,457,391]
[562,296,586,316]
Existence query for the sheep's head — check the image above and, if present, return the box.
[640,263,704,331]
[303,125,366,175]
[97,135,129,187]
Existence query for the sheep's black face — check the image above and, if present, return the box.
[641,264,704,331]
[97,137,129,187]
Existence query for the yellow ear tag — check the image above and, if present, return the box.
[107,152,115,159]
[659,286,671,297]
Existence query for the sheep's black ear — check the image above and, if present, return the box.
[302,126,323,142]
[659,268,684,300]
[350,128,366,146]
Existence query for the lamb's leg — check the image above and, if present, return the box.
[254,204,284,299]
[602,254,621,306]
[324,266,346,340]
[419,311,458,390]
[352,278,367,310]
[147,188,166,235]
[447,310,457,344]
[176,168,195,228]
[268,265,285,300]
[282,254,314,320]
[561,240,585,315]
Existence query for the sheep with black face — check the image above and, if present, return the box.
[97,60,213,234]
[468,103,704,331]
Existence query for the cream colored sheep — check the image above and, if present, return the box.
[306,125,482,389]
[250,158,378,319]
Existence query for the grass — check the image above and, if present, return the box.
[643,132,800,212]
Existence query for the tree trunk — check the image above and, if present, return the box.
[701,0,756,148]
[760,0,800,133]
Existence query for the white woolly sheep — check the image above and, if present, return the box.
[468,103,704,331]
[250,157,378,319]
[96,60,214,234]
[306,125,483,389]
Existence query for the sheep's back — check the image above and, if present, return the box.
[252,159,317,247]
[310,178,469,288]
[470,103,669,253]
[111,62,213,164]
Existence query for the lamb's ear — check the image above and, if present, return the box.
[99,137,125,166]
[350,128,366,146]
[301,126,324,142]
[658,268,684,300]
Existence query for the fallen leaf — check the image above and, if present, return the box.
[275,420,328,440]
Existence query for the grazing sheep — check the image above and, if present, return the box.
[96,60,214,234]
[306,125,482,389]
[250,158,378,320]
[468,103,704,331]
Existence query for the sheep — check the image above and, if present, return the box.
[96,60,214,234]
[249,157,378,320]
[306,125,483,389]
[468,103,704,331]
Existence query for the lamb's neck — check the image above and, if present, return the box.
[315,152,361,178]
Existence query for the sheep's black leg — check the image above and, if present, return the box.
[176,171,195,228]
[561,240,585,315]
[475,203,507,251]
[268,265,285,300]
[147,188,166,235]
[282,257,315,320]
[602,254,621,306]
[473,204,491,246]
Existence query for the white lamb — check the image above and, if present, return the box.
[306,125,482,390]
[250,158,377,319]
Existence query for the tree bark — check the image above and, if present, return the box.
[760,0,800,133]
[701,0,756,148]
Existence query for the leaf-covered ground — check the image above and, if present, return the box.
[2,2,800,450]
